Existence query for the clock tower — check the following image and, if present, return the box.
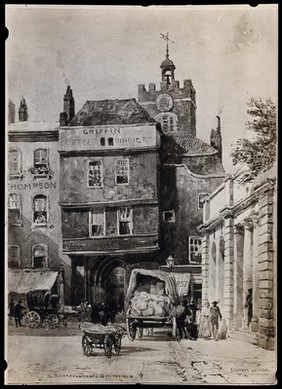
[137,44,196,137]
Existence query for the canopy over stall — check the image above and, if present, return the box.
[8,269,59,295]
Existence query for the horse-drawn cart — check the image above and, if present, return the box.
[81,322,126,358]
[125,269,182,341]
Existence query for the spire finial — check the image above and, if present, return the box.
[160,32,174,58]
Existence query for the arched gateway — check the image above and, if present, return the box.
[90,257,126,318]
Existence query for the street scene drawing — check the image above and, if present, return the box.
[5,4,277,385]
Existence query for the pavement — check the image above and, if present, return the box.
[178,333,277,385]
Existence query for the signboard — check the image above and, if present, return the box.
[59,124,159,152]
[172,273,190,298]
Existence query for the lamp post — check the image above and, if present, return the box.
[166,255,175,272]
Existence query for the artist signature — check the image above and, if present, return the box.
[230,367,270,373]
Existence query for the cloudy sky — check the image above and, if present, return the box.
[6,4,277,172]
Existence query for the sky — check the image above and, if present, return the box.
[6,4,278,173]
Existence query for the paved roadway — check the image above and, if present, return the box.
[6,331,203,385]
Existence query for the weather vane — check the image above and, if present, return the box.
[160,32,174,58]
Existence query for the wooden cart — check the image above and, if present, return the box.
[81,323,125,358]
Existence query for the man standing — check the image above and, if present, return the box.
[209,301,222,340]
[14,301,24,327]
[245,288,253,327]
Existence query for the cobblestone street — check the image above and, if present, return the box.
[5,325,276,385]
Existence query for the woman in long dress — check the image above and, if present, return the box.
[198,302,212,339]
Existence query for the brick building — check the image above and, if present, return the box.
[7,99,71,304]
[199,166,276,349]
[58,90,162,308]
[139,50,226,306]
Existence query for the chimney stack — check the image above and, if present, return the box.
[61,85,75,125]
[8,100,15,124]
[210,115,222,161]
[18,98,28,122]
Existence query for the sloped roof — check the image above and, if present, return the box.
[69,98,155,126]
[161,134,218,156]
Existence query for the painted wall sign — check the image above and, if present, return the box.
[59,125,159,151]
[9,181,57,191]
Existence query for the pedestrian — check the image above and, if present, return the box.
[245,288,253,327]
[209,301,222,340]
[198,301,212,339]
[174,299,192,340]
[14,301,24,327]
[9,298,15,318]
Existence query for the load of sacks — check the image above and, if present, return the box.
[130,291,172,317]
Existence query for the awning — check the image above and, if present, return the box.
[172,273,190,298]
[126,268,179,304]
[8,270,59,295]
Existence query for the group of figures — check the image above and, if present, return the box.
[198,300,227,341]
[78,300,124,327]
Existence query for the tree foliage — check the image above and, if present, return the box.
[231,97,276,183]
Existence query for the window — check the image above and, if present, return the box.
[34,148,48,168]
[100,138,105,146]
[118,207,132,235]
[115,159,129,185]
[8,245,20,268]
[108,137,114,146]
[32,243,48,268]
[155,113,178,133]
[8,193,21,225]
[90,210,105,237]
[189,236,202,264]
[8,149,21,175]
[33,195,48,225]
[198,193,209,209]
[162,210,175,223]
[88,161,103,188]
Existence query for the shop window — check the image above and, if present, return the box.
[115,159,129,185]
[162,210,175,223]
[8,149,22,176]
[8,193,22,225]
[90,210,105,237]
[33,195,48,225]
[155,113,178,134]
[32,243,48,268]
[88,161,103,188]
[8,245,20,268]
[198,193,209,210]
[189,236,202,264]
[118,207,132,235]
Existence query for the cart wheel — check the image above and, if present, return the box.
[126,318,137,341]
[104,334,112,358]
[137,327,143,339]
[25,311,41,328]
[114,336,122,355]
[82,335,92,357]
[46,314,59,329]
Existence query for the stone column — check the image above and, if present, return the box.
[223,217,234,328]
[84,257,90,303]
[71,259,77,306]
[251,213,260,332]
[242,218,253,329]
[201,232,210,305]
[233,224,244,329]
[258,188,275,350]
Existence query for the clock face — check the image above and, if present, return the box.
[156,93,174,112]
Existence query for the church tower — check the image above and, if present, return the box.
[138,34,196,137]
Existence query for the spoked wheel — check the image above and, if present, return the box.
[126,318,137,341]
[104,334,112,359]
[137,327,143,339]
[82,335,92,357]
[45,314,59,329]
[25,311,41,328]
[114,336,122,355]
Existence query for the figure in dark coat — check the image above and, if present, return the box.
[14,301,24,327]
